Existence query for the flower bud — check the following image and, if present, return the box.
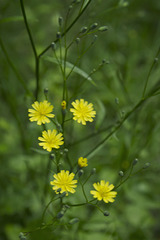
[119,170,124,177]
[64,148,68,153]
[44,88,48,95]
[57,211,64,219]
[98,26,108,32]
[115,98,119,105]
[104,211,110,216]
[143,162,150,169]
[78,169,84,177]
[58,17,63,26]
[89,23,98,30]
[51,42,56,50]
[80,26,88,33]
[19,233,26,240]
[69,218,79,224]
[91,35,98,44]
[133,158,138,166]
[50,153,55,160]
[56,32,61,39]
[75,38,80,44]
[154,57,158,62]
[91,168,96,175]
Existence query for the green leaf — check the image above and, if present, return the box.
[44,56,96,86]
[0,16,24,24]
[95,99,106,130]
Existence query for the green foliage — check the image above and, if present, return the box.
[0,0,160,240]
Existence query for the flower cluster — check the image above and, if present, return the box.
[28,99,117,209]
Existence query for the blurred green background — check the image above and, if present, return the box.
[0,0,160,239]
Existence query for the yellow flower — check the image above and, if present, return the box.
[50,170,77,196]
[90,180,117,203]
[70,99,96,125]
[61,100,67,110]
[38,129,64,152]
[28,100,55,125]
[78,157,88,168]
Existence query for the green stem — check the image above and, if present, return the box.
[19,0,40,100]
[142,46,160,98]
[38,0,92,58]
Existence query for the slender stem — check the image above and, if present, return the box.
[85,99,146,159]
[19,0,40,100]
[38,0,93,58]
[142,46,160,98]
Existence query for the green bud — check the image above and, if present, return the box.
[57,123,62,132]
[19,233,26,240]
[75,38,80,44]
[58,17,63,26]
[44,88,48,95]
[154,57,158,62]
[59,191,66,198]
[57,211,64,219]
[50,153,55,160]
[115,98,119,105]
[51,42,56,50]
[64,148,68,153]
[104,211,110,216]
[80,26,88,33]
[78,169,84,177]
[143,162,150,169]
[98,26,108,32]
[133,158,138,165]
[89,23,98,30]
[91,168,96,175]
[119,170,124,177]
[69,218,79,225]
[56,32,61,39]
[91,35,98,44]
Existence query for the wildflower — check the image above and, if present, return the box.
[50,170,77,196]
[28,100,54,125]
[61,100,67,110]
[38,129,64,152]
[78,157,88,168]
[90,180,117,203]
[70,99,96,125]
